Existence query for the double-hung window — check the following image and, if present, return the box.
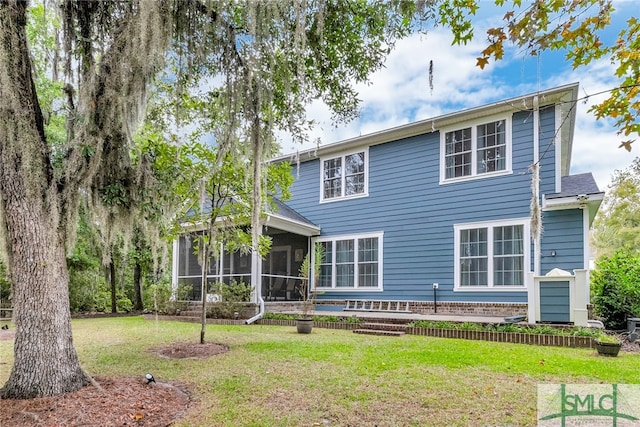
[314,232,383,291]
[442,116,511,182]
[454,219,529,290]
[321,150,368,202]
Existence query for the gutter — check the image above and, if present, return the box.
[271,83,579,164]
[542,192,605,210]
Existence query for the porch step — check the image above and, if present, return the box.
[345,300,411,313]
[353,329,405,337]
[353,322,407,337]
[176,302,206,318]
[178,310,202,317]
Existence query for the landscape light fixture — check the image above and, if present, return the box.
[145,373,156,385]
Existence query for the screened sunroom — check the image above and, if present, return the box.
[172,199,320,303]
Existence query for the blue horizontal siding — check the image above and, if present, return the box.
[538,106,558,196]
[286,106,568,304]
[541,209,584,274]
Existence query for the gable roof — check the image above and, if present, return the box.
[181,196,320,237]
[265,198,320,236]
[273,83,579,176]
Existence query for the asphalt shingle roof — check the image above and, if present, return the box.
[546,173,602,199]
[183,196,318,229]
[268,198,318,228]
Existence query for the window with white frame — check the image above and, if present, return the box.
[442,117,510,182]
[314,232,382,290]
[321,150,367,201]
[454,220,528,289]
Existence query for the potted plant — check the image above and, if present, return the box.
[296,244,323,334]
[595,333,622,357]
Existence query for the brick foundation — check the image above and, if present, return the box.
[408,301,527,317]
[266,300,527,317]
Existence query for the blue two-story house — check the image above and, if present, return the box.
[172,83,604,324]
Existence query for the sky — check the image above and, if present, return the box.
[277,1,638,191]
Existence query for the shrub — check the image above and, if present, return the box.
[144,278,192,314]
[459,321,484,331]
[340,315,362,324]
[68,269,104,312]
[116,295,133,312]
[263,313,296,320]
[595,332,621,344]
[207,281,251,319]
[408,320,600,337]
[591,249,640,330]
[492,323,519,333]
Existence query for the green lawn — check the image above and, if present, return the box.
[1,317,638,426]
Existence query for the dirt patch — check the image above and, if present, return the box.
[0,376,190,427]
[152,341,229,359]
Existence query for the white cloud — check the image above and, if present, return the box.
[279,11,637,190]
[541,57,637,190]
[280,29,499,153]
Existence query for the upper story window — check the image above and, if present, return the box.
[441,116,511,183]
[321,149,368,202]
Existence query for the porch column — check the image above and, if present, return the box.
[171,239,179,301]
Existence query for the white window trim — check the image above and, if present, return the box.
[312,231,383,292]
[454,218,530,292]
[319,148,369,203]
[439,114,513,184]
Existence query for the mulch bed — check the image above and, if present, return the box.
[152,342,229,359]
[0,376,190,427]
[0,339,231,427]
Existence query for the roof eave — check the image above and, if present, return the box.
[542,192,604,219]
[180,213,320,237]
[273,83,580,164]
[264,214,320,237]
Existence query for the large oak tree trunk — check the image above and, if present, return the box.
[0,1,89,398]
[1,205,89,399]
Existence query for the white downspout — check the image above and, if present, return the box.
[529,95,541,324]
[246,235,265,325]
[533,95,541,276]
